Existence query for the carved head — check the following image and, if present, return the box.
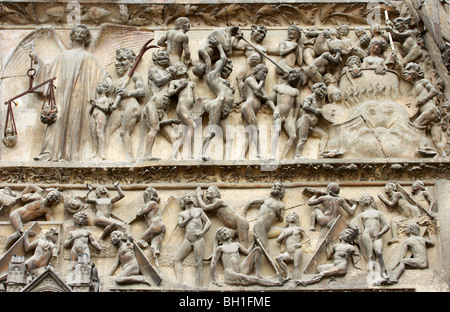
[270,181,285,199]
[96,80,114,97]
[172,62,189,79]
[354,27,366,38]
[403,62,424,83]
[411,180,425,192]
[46,189,63,206]
[70,24,91,47]
[216,227,232,243]
[64,196,85,214]
[368,40,387,56]
[326,182,340,196]
[143,186,160,203]
[152,50,170,67]
[359,34,371,49]
[385,182,397,194]
[179,193,195,209]
[250,25,267,43]
[247,52,262,67]
[253,63,268,81]
[174,17,190,33]
[286,212,300,226]
[95,186,109,198]
[206,186,221,199]
[406,222,420,236]
[339,227,358,243]
[110,230,126,246]
[393,17,411,32]
[346,55,362,67]
[73,211,88,226]
[337,25,349,38]
[115,47,136,75]
[287,25,302,40]
[359,193,377,210]
[44,227,59,243]
[193,62,207,78]
[286,68,303,88]
[311,82,328,98]
[370,24,382,36]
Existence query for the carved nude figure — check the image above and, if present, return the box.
[210,227,282,287]
[142,49,177,161]
[388,222,434,283]
[193,26,240,79]
[109,230,152,286]
[200,37,235,160]
[275,212,309,281]
[157,17,192,66]
[167,62,197,159]
[243,181,285,249]
[104,47,145,162]
[266,69,303,160]
[362,40,389,75]
[196,186,250,247]
[6,188,62,249]
[402,62,446,157]
[23,227,59,277]
[411,180,436,212]
[296,227,359,286]
[85,182,126,240]
[174,193,211,287]
[323,73,343,104]
[135,187,166,267]
[302,49,342,88]
[378,182,421,244]
[385,17,423,66]
[89,80,114,160]
[349,194,390,284]
[307,182,357,231]
[64,211,102,271]
[276,25,303,78]
[295,82,329,159]
[239,63,269,159]
[232,25,275,102]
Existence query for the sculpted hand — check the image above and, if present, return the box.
[116,88,128,98]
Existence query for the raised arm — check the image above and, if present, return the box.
[111,182,125,203]
[340,198,357,216]
[242,198,265,217]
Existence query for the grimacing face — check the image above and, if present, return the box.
[115,52,132,76]
[154,51,170,67]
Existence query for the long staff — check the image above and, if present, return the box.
[111,39,159,109]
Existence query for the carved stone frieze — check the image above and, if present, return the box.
[0,0,449,296]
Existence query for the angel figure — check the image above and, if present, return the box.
[30,24,111,162]
[1,24,153,162]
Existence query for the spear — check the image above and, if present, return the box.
[385,10,396,52]
[239,36,288,76]
[111,39,159,110]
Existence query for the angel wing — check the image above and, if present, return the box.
[191,97,207,119]
[0,26,67,81]
[89,23,155,72]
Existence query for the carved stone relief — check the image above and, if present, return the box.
[0,0,448,295]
